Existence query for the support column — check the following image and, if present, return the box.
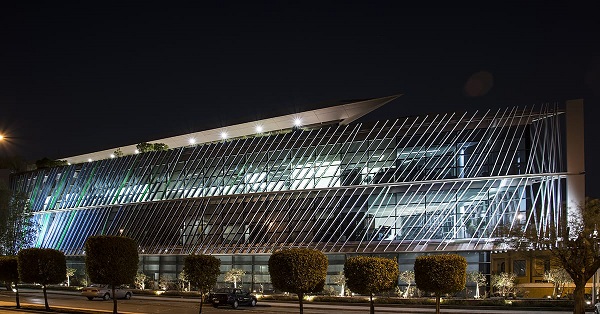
[566,99,585,237]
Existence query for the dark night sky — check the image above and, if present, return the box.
[1,2,599,197]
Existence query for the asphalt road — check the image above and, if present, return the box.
[0,290,594,314]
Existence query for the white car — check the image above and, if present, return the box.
[81,284,133,300]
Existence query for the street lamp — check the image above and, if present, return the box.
[119,229,124,236]
[593,224,599,305]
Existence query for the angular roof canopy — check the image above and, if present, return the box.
[63,94,401,164]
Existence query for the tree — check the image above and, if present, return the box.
[136,142,169,153]
[398,270,415,298]
[34,157,68,169]
[17,248,66,310]
[153,143,169,151]
[499,198,600,314]
[135,272,148,290]
[467,271,487,299]
[183,254,221,314]
[113,148,124,158]
[544,268,572,299]
[330,271,346,296]
[0,256,20,308]
[224,268,245,288]
[158,275,172,291]
[66,267,76,287]
[0,190,37,255]
[414,254,467,314]
[268,248,328,314]
[490,272,516,297]
[85,236,139,314]
[136,142,155,153]
[344,256,398,314]
[0,156,29,172]
[178,270,190,291]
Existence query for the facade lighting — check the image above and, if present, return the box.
[255,125,263,133]
[134,149,140,154]
[293,118,302,127]
[110,154,115,158]
[189,138,196,144]
[220,131,228,139]
[87,158,93,162]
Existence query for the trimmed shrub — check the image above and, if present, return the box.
[183,254,221,313]
[414,254,467,314]
[0,256,20,308]
[18,248,66,310]
[269,248,328,314]
[344,256,399,314]
[85,236,139,314]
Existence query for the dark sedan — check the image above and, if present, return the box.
[208,287,257,309]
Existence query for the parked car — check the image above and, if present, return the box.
[81,284,133,300]
[208,287,257,309]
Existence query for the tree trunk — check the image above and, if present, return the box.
[572,280,587,314]
[198,289,204,314]
[435,294,441,314]
[298,292,304,314]
[112,285,117,314]
[370,293,375,314]
[42,284,49,310]
[15,285,20,309]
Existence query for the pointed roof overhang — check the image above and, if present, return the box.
[62,94,401,164]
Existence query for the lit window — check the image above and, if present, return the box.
[513,260,526,276]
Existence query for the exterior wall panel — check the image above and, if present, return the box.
[11,105,566,262]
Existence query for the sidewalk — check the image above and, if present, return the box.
[1,289,594,314]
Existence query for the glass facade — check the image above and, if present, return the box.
[10,103,567,290]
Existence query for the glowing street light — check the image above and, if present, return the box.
[188,138,196,145]
[220,131,228,139]
[255,125,263,133]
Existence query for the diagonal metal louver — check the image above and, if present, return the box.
[11,104,566,256]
